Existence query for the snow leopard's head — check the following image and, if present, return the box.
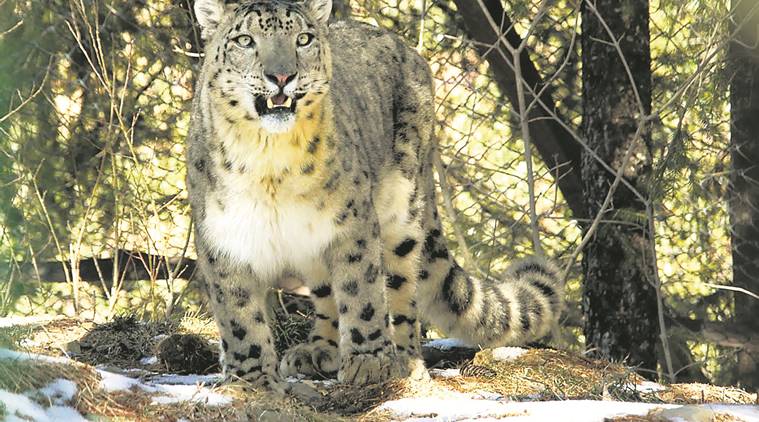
[195,0,332,133]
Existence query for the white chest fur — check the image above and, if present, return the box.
[199,118,338,280]
[201,184,338,279]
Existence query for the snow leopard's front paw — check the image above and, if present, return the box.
[338,351,405,385]
[395,351,430,381]
[224,370,290,395]
[279,341,339,378]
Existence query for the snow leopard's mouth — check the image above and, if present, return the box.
[254,93,303,117]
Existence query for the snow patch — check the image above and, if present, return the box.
[147,373,223,385]
[636,381,666,393]
[18,338,40,349]
[469,390,503,401]
[0,348,231,411]
[42,406,88,421]
[96,368,231,406]
[97,369,147,392]
[491,347,528,362]
[380,398,759,422]
[705,404,759,421]
[425,338,471,350]
[150,384,231,406]
[139,356,158,365]
[380,397,516,420]
[0,388,87,422]
[38,379,77,404]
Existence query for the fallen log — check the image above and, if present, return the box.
[669,315,759,354]
[11,249,198,286]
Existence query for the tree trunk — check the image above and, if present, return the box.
[330,0,351,20]
[581,0,658,372]
[728,0,759,389]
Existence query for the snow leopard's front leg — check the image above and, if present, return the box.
[199,251,286,393]
[326,207,402,385]
[279,262,340,379]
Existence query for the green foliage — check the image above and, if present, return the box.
[0,0,197,314]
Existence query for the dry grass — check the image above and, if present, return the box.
[434,348,642,401]
[144,386,341,422]
[433,347,758,407]
[2,317,93,357]
[177,313,219,338]
[0,323,34,349]
[0,358,95,393]
[0,352,342,421]
[8,309,316,369]
[0,356,141,418]
[271,308,313,355]
[659,383,758,405]
[306,379,414,415]
[156,333,219,374]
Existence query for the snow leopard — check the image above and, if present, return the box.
[186,0,564,391]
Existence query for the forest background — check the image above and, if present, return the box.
[0,0,757,390]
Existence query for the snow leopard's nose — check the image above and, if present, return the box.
[265,72,298,88]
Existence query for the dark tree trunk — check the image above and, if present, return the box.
[453,0,586,219]
[581,0,658,372]
[330,0,351,20]
[728,0,759,389]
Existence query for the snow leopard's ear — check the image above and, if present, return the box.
[307,0,332,25]
[194,0,233,40]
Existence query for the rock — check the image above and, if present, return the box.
[421,339,477,368]
[64,340,81,354]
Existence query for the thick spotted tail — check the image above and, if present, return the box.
[415,158,564,346]
[410,129,564,347]
[415,233,564,347]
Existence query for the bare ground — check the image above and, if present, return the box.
[0,315,756,421]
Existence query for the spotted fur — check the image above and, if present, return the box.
[187,0,563,389]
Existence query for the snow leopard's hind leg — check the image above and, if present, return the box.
[378,186,427,380]
[377,43,435,380]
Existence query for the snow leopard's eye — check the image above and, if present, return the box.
[233,35,254,48]
[296,33,314,47]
